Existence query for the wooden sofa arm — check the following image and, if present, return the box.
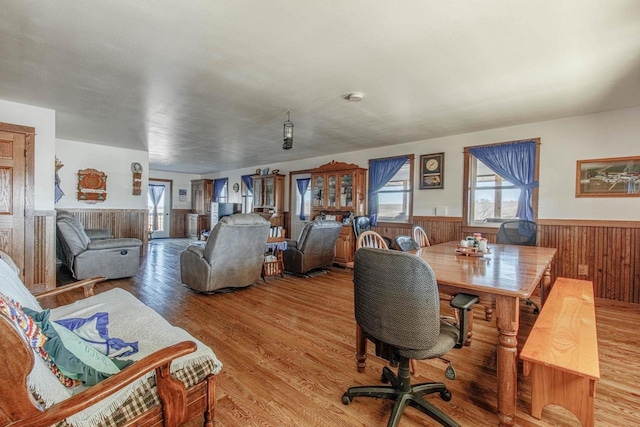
[15,341,197,427]
[34,276,107,300]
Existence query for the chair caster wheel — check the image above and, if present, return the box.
[445,365,456,380]
[440,389,452,401]
[342,394,352,405]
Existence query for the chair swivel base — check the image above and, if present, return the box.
[342,362,459,427]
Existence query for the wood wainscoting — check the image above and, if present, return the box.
[374,216,640,304]
[33,210,56,293]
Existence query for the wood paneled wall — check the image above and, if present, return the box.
[538,220,640,303]
[58,209,149,246]
[374,216,640,304]
[33,211,56,292]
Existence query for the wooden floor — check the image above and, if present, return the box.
[54,239,640,426]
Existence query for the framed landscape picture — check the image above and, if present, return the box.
[420,152,444,189]
[576,156,640,197]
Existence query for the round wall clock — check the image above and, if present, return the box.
[233,183,240,193]
[131,162,143,173]
[426,158,439,172]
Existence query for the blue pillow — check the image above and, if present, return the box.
[24,308,133,385]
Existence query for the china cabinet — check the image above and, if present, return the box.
[188,179,213,238]
[309,161,367,266]
[252,173,285,227]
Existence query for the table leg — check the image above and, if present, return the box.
[356,323,367,372]
[495,295,519,427]
[540,264,552,306]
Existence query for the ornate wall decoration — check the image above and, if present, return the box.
[131,162,143,196]
[77,168,107,203]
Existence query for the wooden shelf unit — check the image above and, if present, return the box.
[309,160,367,267]
[252,173,285,227]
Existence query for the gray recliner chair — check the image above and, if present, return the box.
[282,220,342,275]
[180,213,270,293]
[56,212,143,280]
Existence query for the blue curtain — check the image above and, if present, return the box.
[296,178,310,220]
[241,174,253,194]
[368,156,409,226]
[213,178,227,203]
[469,140,538,221]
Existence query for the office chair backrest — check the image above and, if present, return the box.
[394,235,419,252]
[496,220,538,246]
[412,226,430,248]
[357,231,388,250]
[352,216,371,239]
[353,248,441,349]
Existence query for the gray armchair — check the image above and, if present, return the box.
[282,220,342,275]
[180,213,270,293]
[56,212,142,280]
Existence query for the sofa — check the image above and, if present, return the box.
[0,250,222,427]
[56,211,143,280]
[180,213,271,293]
[282,219,342,275]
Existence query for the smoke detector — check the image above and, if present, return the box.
[345,92,364,102]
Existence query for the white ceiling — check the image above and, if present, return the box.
[1,1,639,174]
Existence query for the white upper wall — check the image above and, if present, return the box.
[55,138,148,209]
[1,95,638,220]
[0,99,56,211]
[204,106,640,221]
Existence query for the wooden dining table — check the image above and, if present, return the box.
[354,241,557,427]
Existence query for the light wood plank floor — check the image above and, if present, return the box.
[54,239,640,426]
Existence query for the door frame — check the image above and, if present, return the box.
[148,178,173,238]
[0,122,35,286]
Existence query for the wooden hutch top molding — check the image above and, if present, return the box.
[311,160,366,173]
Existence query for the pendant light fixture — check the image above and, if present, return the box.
[282,110,293,150]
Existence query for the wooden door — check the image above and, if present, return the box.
[0,128,27,281]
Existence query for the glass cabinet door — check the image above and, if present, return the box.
[312,175,325,207]
[253,178,262,207]
[327,174,337,208]
[264,177,275,207]
[340,173,353,208]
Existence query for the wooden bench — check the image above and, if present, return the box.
[520,277,600,427]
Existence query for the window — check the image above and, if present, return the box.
[464,139,539,227]
[213,178,228,203]
[241,180,253,213]
[369,155,414,224]
[295,186,311,219]
[470,158,519,223]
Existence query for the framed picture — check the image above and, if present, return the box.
[576,156,640,197]
[420,153,444,189]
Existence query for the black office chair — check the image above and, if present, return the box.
[342,248,477,427]
[496,219,540,313]
[352,215,393,249]
[496,220,537,246]
[394,235,419,252]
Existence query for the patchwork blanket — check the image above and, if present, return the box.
[41,288,222,427]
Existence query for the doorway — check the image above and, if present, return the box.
[148,179,172,239]
[290,173,311,241]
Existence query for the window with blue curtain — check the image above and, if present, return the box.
[213,178,228,203]
[368,155,413,226]
[241,174,254,213]
[296,178,310,220]
[466,139,539,224]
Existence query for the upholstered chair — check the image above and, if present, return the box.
[56,212,143,280]
[282,220,342,275]
[180,213,270,293]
